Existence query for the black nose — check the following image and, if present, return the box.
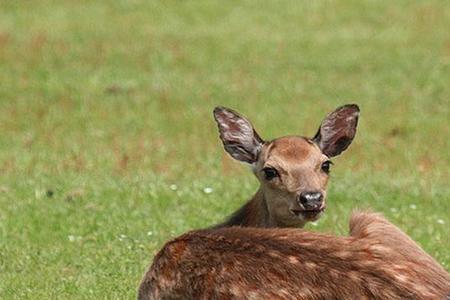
[298,191,323,210]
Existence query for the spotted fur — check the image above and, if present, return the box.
[139,211,450,300]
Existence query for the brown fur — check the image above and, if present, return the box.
[139,211,450,300]
[213,105,359,228]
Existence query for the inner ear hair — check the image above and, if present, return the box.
[313,104,359,158]
[213,106,264,164]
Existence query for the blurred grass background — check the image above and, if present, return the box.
[0,0,449,299]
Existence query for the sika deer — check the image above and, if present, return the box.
[213,104,359,228]
[139,211,450,300]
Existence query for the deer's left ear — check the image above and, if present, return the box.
[312,104,360,157]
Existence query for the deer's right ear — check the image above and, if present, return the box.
[213,106,264,164]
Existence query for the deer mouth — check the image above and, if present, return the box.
[291,207,326,220]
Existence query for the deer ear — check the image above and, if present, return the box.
[312,104,360,157]
[213,106,264,164]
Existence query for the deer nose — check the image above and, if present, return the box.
[298,191,323,210]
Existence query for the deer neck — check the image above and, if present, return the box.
[213,188,275,228]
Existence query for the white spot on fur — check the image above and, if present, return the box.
[371,244,389,254]
[305,262,316,269]
[230,284,244,297]
[288,256,299,264]
[329,269,339,279]
[394,273,408,282]
[268,251,281,258]
[248,291,261,299]
[278,288,290,297]
[335,251,352,259]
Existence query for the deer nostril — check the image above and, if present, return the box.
[299,192,323,209]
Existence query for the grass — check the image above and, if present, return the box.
[0,0,449,299]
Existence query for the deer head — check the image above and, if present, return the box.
[213,104,359,227]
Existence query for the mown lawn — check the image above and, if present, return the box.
[0,1,449,299]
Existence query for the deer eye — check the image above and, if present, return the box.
[321,160,333,174]
[262,167,279,180]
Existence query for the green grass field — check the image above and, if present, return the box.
[0,1,449,299]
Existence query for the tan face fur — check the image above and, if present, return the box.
[254,137,330,226]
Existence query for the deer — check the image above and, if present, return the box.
[138,211,450,300]
[212,104,359,228]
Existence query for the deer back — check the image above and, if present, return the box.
[138,212,450,300]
